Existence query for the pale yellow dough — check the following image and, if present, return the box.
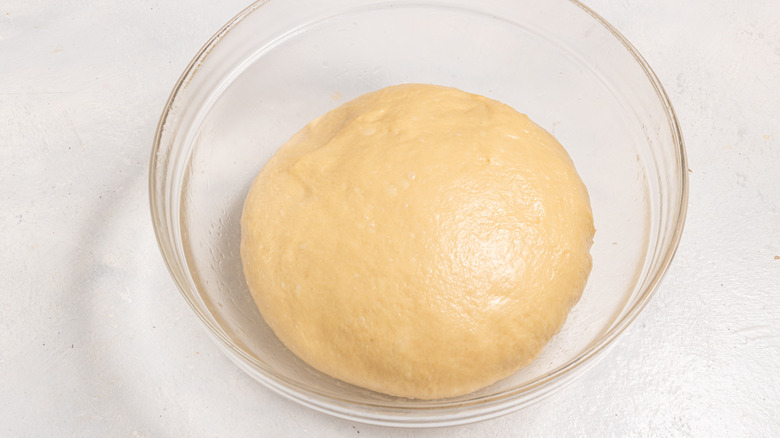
[241,84,594,399]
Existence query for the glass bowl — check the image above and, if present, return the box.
[150,0,687,427]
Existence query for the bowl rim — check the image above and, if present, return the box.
[149,0,689,427]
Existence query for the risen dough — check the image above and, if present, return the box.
[241,84,594,399]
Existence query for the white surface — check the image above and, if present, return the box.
[1,0,778,436]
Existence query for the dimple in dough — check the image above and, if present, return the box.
[241,84,595,400]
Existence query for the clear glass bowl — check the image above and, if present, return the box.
[150,0,687,427]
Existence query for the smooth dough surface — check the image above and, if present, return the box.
[241,84,595,399]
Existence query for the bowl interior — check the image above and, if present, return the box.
[152,0,686,426]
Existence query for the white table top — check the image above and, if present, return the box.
[2,0,778,435]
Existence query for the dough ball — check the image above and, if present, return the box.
[240,84,594,399]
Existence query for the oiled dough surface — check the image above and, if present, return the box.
[241,84,594,399]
